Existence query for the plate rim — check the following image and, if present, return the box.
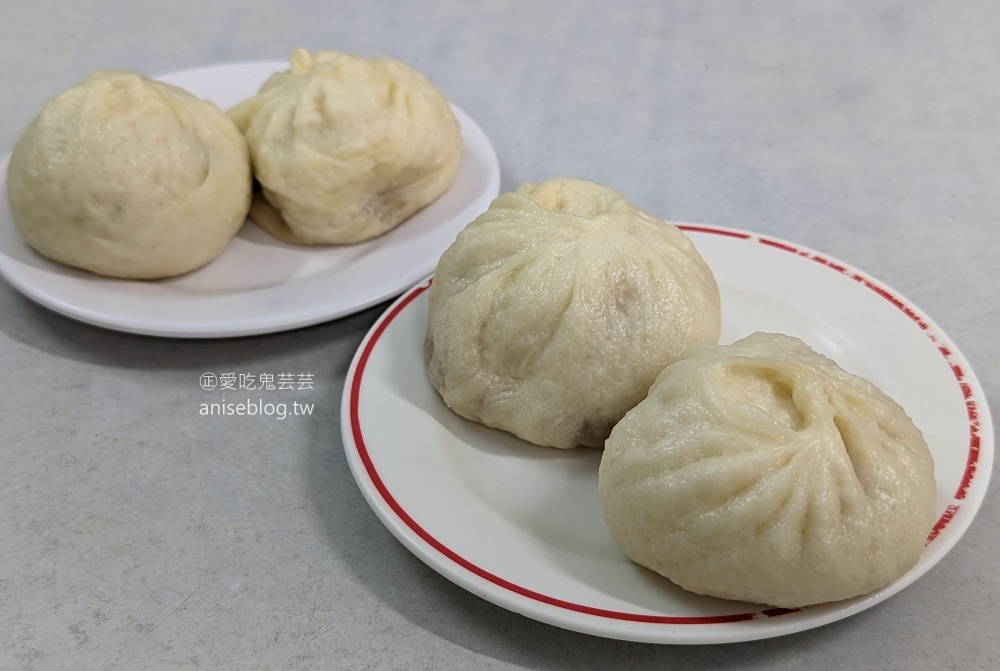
[341,222,993,644]
[0,61,502,338]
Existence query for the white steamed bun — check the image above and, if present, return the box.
[228,48,462,245]
[425,177,721,449]
[6,70,252,279]
[599,331,937,607]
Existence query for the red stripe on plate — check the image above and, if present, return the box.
[757,238,801,254]
[677,224,751,239]
[926,505,959,544]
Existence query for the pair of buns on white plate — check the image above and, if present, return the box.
[6,48,461,279]
[425,177,936,608]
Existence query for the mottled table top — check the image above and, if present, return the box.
[1,2,997,669]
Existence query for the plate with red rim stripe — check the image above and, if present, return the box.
[341,223,992,644]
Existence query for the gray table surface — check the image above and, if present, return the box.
[2,1,998,669]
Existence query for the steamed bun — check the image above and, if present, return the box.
[425,177,721,449]
[599,332,937,607]
[228,48,462,245]
[6,70,251,279]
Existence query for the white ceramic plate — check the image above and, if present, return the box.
[342,224,993,644]
[0,62,500,338]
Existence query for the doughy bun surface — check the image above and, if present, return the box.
[6,70,251,279]
[425,177,721,449]
[229,48,462,245]
[599,331,938,607]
